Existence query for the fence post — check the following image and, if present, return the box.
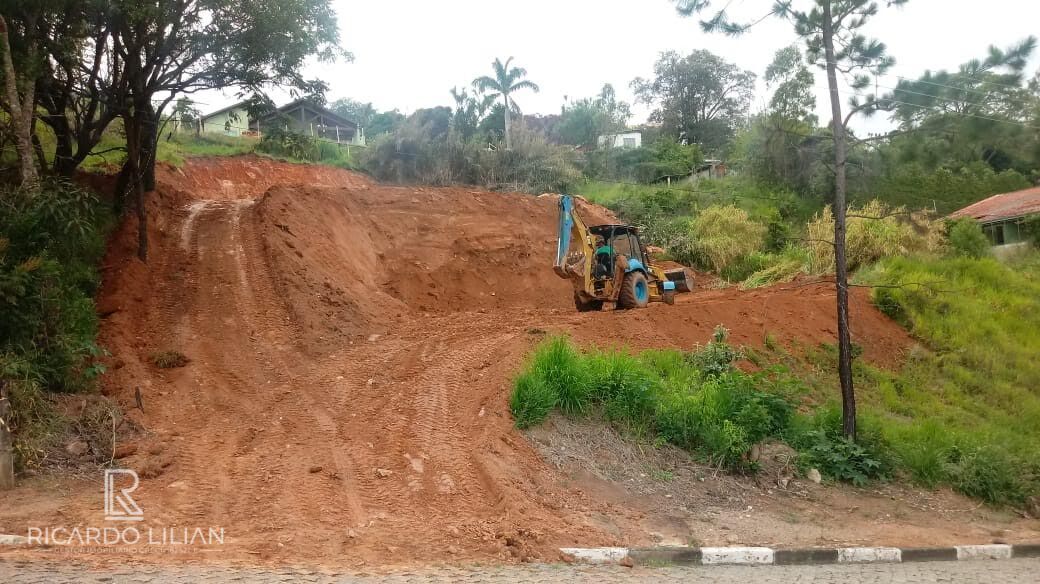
[0,382,14,490]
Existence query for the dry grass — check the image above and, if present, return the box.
[807,201,944,273]
[150,350,189,369]
[690,205,766,273]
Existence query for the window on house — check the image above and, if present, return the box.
[1003,221,1022,244]
[984,223,1006,246]
[623,137,636,148]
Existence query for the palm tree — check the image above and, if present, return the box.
[473,57,540,150]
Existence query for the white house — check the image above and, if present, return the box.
[199,102,250,136]
[597,131,642,149]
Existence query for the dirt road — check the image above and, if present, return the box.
[1,157,1035,569]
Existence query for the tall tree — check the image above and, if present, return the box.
[0,8,42,188]
[766,45,817,124]
[473,57,539,150]
[884,38,1039,173]
[558,83,632,148]
[449,86,495,140]
[674,0,907,440]
[742,45,819,188]
[104,0,342,260]
[329,98,377,129]
[631,49,755,153]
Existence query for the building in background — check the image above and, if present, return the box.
[199,102,250,136]
[597,131,642,149]
[949,186,1040,259]
[198,99,365,146]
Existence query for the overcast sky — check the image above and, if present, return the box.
[202,0,1040,133]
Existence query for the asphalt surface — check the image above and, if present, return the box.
[2,559,1040,583]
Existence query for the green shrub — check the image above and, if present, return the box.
[886,421,952,487]
[655,371,793,470]
[797,430,884,486]
[256,126,320,161]
[946,218,990,259]
[512,333,798,472]
[790,407,891,485]
[0,179,111,469]
[0,180,109,393]
[946,444,1029,506]
[688,326,739,378]
[586,350,657,431]
[363,123,580,193]
[509,371,557,429]
[1024,214,1040,247]
[871,286,907,324]
[527,336,591,416]
[639,348,699,390]
[741,251,807,289]
[720,252,772,283]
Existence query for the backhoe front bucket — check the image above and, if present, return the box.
[664,268,692,293]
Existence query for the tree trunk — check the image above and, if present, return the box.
[822,1,856,440]
[50,114,76,177]
[141,105,158,191]
[503,94,512,150]
[0,15,39,189]
[125,113,148,261]
[113,161,131,215]
[0,382,14,490]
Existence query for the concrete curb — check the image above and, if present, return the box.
[561,543,1040,566]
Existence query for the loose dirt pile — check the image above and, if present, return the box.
[1,157,1035,569]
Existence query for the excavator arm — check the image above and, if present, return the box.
[553,194,593,281]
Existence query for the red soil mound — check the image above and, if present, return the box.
[154,154,371,199]
[254,185,616,348]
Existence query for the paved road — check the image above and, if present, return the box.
[2,560,1040,583]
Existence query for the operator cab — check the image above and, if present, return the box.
[589,224,648,284]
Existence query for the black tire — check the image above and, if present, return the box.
[617,271,650,309]
[574,292,604,312]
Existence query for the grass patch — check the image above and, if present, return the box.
[856,254,1040,504]
[68,122,360,173]
[150,350,189,369]
[511,330,804,472]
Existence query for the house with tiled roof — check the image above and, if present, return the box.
[949,186,1040,258]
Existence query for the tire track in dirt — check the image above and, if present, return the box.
[203,199,368,539]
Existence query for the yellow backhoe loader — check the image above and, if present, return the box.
[553,194,690,312]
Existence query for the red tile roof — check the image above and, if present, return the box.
[949,186,1040,224]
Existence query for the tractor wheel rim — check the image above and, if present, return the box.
[635,279,648,303]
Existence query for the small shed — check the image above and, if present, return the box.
[949,186,1040,258]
